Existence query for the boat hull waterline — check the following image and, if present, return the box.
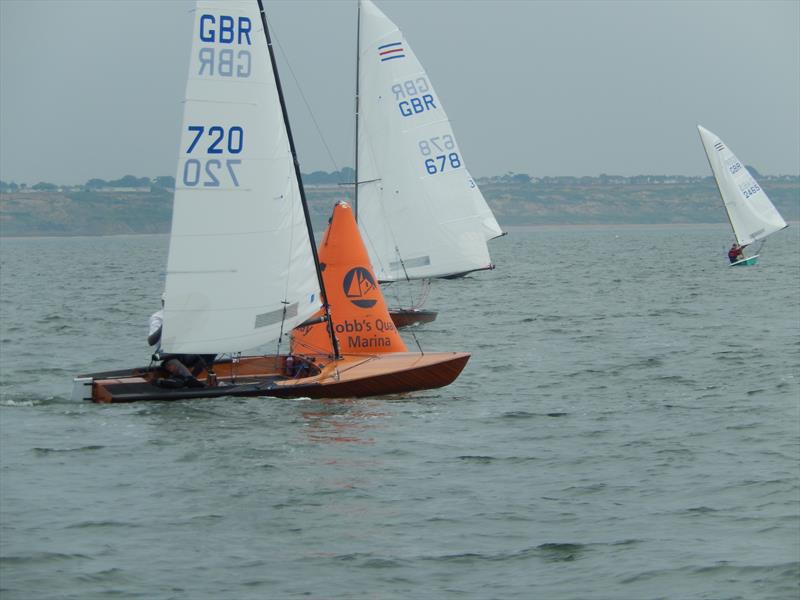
[73,352,470,403]
[730,255,759,267]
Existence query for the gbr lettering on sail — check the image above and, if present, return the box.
[181,12,253,190]
[392,76,471,182]
[197,14,253,77]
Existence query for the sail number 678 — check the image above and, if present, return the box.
[424,153,461,175]
[419,135,461,175]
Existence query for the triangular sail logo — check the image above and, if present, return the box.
[344,267,378,308]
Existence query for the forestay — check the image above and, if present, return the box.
[357,0,502,282]
[698,125,787,246]
[162,0,321,354]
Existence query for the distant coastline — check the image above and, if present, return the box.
[1,171,798,237]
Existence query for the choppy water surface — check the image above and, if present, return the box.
[1,225,798,599]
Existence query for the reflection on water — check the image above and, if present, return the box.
[300,398,387,445]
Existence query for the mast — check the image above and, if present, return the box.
[354,0,362,220]
[258,0,341,359]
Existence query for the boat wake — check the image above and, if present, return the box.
[0,394,72,407]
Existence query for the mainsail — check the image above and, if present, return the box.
[356,0,503,282]
[162,0,321,354]
[698,125,787,247]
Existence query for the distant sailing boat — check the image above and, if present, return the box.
[355,0,503,326]
[72,0,468,403]
[697,125,788,267]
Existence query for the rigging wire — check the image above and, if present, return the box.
[269,24,342,175]
[392,245,428,309]
[274,184,301,360]
[291,336,336,359]
[414,279,432,310]
[364,186,422,310]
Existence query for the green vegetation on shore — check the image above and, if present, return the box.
[1,170,797,236]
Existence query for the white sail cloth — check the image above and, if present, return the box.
[162,0,321,354]
[357,0,502,282]
[698,125,787,246]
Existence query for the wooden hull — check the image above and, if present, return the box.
[74,352,469,403]
[389,308,438,328]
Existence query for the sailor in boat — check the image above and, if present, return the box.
[147,293,211,388]
[284,355,297,378]
[727,243,747,264]
[284,355,312,379]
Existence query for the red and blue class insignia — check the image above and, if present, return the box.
[378,41,405,62]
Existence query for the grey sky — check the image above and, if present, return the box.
[1,0,798,185]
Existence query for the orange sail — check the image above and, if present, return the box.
[291,202,408,356]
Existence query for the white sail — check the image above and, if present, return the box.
[356,0,503,282]
[162,0,321,354]
[698,125,787,246]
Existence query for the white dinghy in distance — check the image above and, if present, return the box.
[355,0,504,326]
[697,125,788,266]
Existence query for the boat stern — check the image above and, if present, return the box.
[71,376,94,401]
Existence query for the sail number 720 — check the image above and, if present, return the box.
[182,125,243,187]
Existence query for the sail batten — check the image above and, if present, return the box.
[356,0,502,283]
[698,125,787,247]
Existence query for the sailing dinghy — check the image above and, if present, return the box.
[355,0,504,327]
[72,0,468,403]
[697,125,788,266]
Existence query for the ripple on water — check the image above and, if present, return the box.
[32,445,105,456]
[64,520,141,529]
[0,551,94,564]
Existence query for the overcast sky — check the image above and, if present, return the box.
[1,0,798,185]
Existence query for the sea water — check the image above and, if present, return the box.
[1,224,798,599]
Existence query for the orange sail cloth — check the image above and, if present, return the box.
[291,202,408,356]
